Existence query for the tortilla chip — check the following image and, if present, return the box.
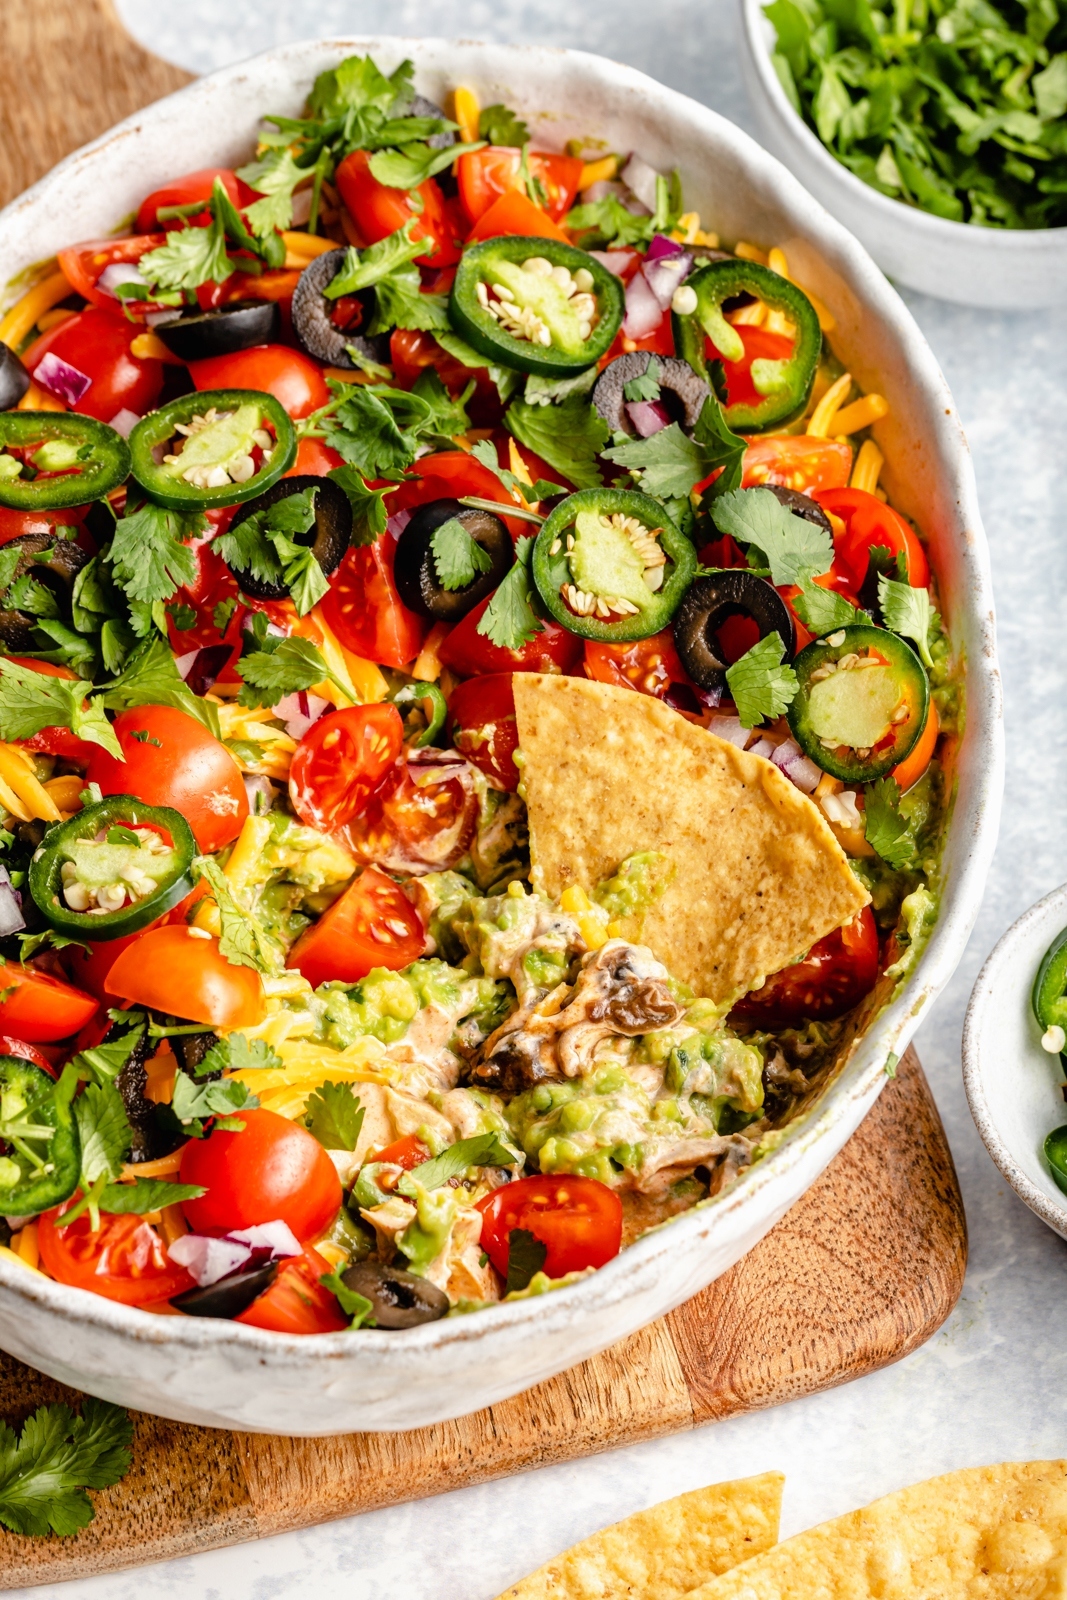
[493,1471,784,1600]
[686,1462,1067,1600]
[513,675,869,1003]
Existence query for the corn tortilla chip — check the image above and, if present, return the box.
[493,1471,784,1600]
[686,1462,1067,1600]
[513,675,869,1003]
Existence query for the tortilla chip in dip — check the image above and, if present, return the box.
[513,674,869,1004]
[493,1471,784,1600]
[686,1461,1067,1600]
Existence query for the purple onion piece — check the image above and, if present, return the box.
[646,233,686,261]
[0,868,24,937]
[33,351,91,405]
[643,250,693,311]
[622,269,663,340]
[186,644,233,698]
[663,682,701,715]
[625,399,671,438]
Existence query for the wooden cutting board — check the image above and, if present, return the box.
[0,1047,966,1588]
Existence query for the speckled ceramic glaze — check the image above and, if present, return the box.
[964,884,1067,1241]
[739,0,1067,309]
[0,38,1001,1435]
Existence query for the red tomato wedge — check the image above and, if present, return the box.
[457,147,583,225]
[439,594,582,677]
[288,704,404,831]
[0,961,98,1043]
[814,486,930,589]
[892,700,939,793]
[286,865,425,987]
[467,189,571,243]
[39,1206,195,1306]
[135,168,246,232]
[335,150,461,266]
[448,672,520,790]
[179,1109,342,1241]
[583,629,691,703]
[319,541,427,669]
[235,1246,349,1334]
[23,308,163,421]
[477,1175,623,1279]
[188,345,329,420]
[728,907,880,1030]
[344,755,480,872]
[57,234,166,313]
[105,927,265,1030]
[741,435,853,494]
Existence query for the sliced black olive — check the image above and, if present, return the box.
[171,1263,279,1319]
[409,94,456,150]
[291,249,392,370]
[765,484,833,535]
[395,498,512,622]
[0,342,31,411]
[153,300,280,362]
[592,353,709,438]
[224,474,351,601]
[341,1260,449,1328]
[170,1029,220,1078]
[0,531,88,651]
[673,570,796,691]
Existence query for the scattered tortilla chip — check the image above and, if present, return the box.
[493,1471,784,1600]
[686,1461,1067,1600]
[513,675,869,1003]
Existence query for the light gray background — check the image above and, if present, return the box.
[13,2,1067,1594]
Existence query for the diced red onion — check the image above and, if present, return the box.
[387,509,412,541]
[620,154,660,212]
[186,644,233,698]
[243,774,277,815]
[0,867,24,937]
[227,1221,301,1256]
[168,1234,252,1288]
[646,233,686,262]
[145,309,174,328]
[643,250,692,311]
[625,399,671,438]
[622,270,664,340]
[107,408,141,439]
[588,249,634,277]
[582,179,627,204]
[276,690,328,741]
[34,351,91,405]
[97,262,147,297]
[174,649,200,681]
[771,737,822,794]
[747,737,776,760]
[708,714,750,749]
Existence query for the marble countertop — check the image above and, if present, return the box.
[12,2,1067,1594]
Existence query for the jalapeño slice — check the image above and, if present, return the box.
[0,1056,80,1217]
[531,488,697,643]
[128,388,297,511]
[1033,926,1067,1039]
[29,796,197,942]
[450,238,625,376]
[0,412,131,510]
[672,259,821,432]
[787,624,928,783]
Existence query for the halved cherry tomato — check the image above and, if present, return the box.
[286,864,425,987]
[22,308,164,422]
[39,1206,195,1306]
[389,328,497,405]
[439,594,582,677]
[288,703,404,831]
[718,327,795,413]
[476,1174,623,1279]
[179,1108,341,1241]
[135,168,246,233]
[320,541,427,669]
[813,486,930,589]
[457,147,584,225]
[448,672,519,790]
[335,150,461,267]
[892,700,939,793]
[345,755,480,871]
[57,234,166,313]
[285,436,343,478]
[467,189,571,243]
[742,435,853,493]
[0,961,98,1043]
[85,704,247,853]
[0,1035,56,1074]
[366,1133,430,1169]
[105,926,265,1029]
[187,346,329,420]
[235,1246,349,1334]
[728,906,880,1030]
[584,629,691,702]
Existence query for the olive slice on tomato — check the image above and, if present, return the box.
[673,570,796,693]
[765,483,833,535]
[592,353,709,438]
[0,341,31,411]
[340,1259,449,1328]
[0,530,89,652]
[171,1262,279,1319]
[394,497,512,622]
[291,249,393,370]
[223,473,351,600]
[153,300,281,362]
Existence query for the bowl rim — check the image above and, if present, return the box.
[962,882,1067,1239]
[0,34,1003,1367]
[739,0,1067,248]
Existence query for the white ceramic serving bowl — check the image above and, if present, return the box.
[0,38,1002,1435]
[738,0,1067,308]
[963,885,1067,1240]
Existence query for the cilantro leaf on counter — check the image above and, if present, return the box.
[725,632,799,728]
[603,395,745,502]
[320,1270,376,1328]
[193,856,283,975]
[195,1033,283,1078]
[863,776,916,869]
[478,103,530,146]
[398,1131,518,1194]
[0,658,121,758]
[791,575,867,635]
[877,574,936,669]
[505,1228,548,1295]
[0,1399,133,1537]
[477,535,542,652]
[431,517,493,591]
[711,487,832,586]
[505,394,609,491]
[304,1082,365,1152]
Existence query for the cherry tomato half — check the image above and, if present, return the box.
[235,1246,349,1334]
[85,704,247,853]
[288,703,404,831]
[345,755,480,871]
[0,1036,55,1073]
[23,308,164,422]
[584,629,691,703]
[285,436,344,478]
[57,234,166,313]
[286,864,425,988]
[476,1175,623,1279]
[813,486,930,590]
[320,541,427,670]
[457,147,584,226]
[179,1108,342,1242]
[728,906,880,1030]
[105,926,265,1029]
[439,594,582,677]
[1,657,97,762]
[188,346,329,420]
[135,168,245,233]
[39,1206,195,1305]
[335,150,461,267]
[0,506,84,544]
[448,672,519,790]
[0,961,98,1043]
[741,434,853,494]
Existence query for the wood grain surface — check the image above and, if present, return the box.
[0,1048,967,1588]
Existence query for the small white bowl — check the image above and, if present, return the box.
[963,885,1067,1240]
[738,0,1067,308]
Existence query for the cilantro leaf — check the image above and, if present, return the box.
[108,500,201,607]
[139,216,234,293]
[431,517,493,591]
[236,633,331,709]
[565,197,656,249]
[324,220,424,297]
[370,269,450,334]
[0,657,121,757]
[523,367,599,406]
[320,1269,376,1328]
[67,1025,144,1089]
[470,438,566,502]
[603,395,745,501]
[863,775,915,868]
[877,574,936,669]
[195,1033,282,1077]
[94,635,220,739]
[7,574,60,618]
[477,535,542,652]
[791,574,866,635]
[367,139,484,190]
[398,1131,518,1194]
[505,395,609,491]
[307,53,413,120]
[321,384,414,477]
[328,464,388,546]
[73,1081,130,1185]
[0,1399,133,1537]
[0,543,23,596]
[236,148,306,236]
[725,632,799,728]
[711,487,832,585]
[478,103,530,146]
[171,1070,259,1137]
[623,357,662,403]
[98,1178,206,1214]
[505,1228,548,1295]
[193,856,283,974]
[218,487,327,616]
[304,1081,365,1151]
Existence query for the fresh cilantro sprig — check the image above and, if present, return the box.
[710,487,832,585]
[170,1071,259,1138]
[315,371,473,476]
[368,138,485,190]
[218,487,328,616]
[193,856,283,975]
[0,658,120,756]
[431,517,493,591]
[60,1074,205,1227]
[863,776,917,869]
[139,177,283,295]
[94,635,221,739]
[791,575,868,635]
[328,464,389,546]
[397,1131,518,1194]
[623,357,662,403]
[505,394,609,491]
[477,535,542,652]
[106,499,202,629]
[878,574,936,669]
[236,148,306,236]
[478,103,530,146]
[304,1082,365,1151]
[603,394,745,502]
[194,1033,283,1078]
[0,1399,133,1537]
[325,219,424,297]
[725,632,799,728]
[469,438,566,503]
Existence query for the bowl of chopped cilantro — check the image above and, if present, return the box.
[739,0,1067,306]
